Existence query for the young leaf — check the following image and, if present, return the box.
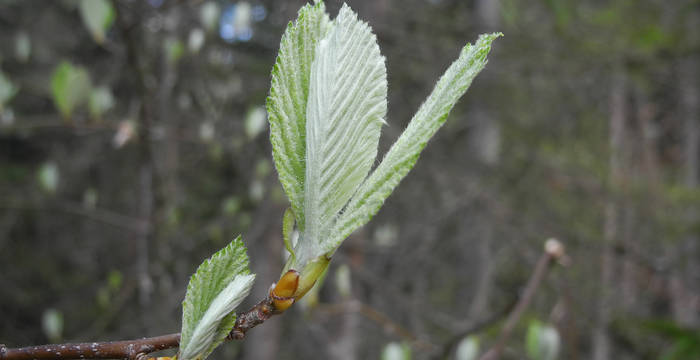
[79,0,115,45]
[327,32,502,253]
[0,71,18,110]
[51,61,92,119]
[179,237,255,360]
[282,207,296,262]
[267,2,331,232]
[299,3,387,266]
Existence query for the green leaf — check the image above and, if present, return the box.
[298,3,387,266]
[328,32,501,253]
[179,237,255,360]
[38,161,59,194]
[282,207,296,262]
[455,336,479,360]
[381,342,412,360]
[267,2,331,234]
[51,61,92,119]
[526,320,560,360]
[79,0,115,44]
[88,86,115,121]
[41,309,63,343]
[0,71,18,110]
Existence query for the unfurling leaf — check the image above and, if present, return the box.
[0,71,18,111]
[51,61,92,119]
[329,32,501,252]
[179,237,255,360]
[267,1,331,234]
[299,3,387,267]
[456,336,479,360]
[526,320,561,360]
[79,0,115,44]
[267,1,499,301]
[282,207,296,262]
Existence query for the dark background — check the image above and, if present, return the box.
[0,0,699,359]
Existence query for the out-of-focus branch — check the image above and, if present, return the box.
[432,298,517,360]
[478,239,567,360]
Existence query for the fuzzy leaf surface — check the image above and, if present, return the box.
[328,33,502,251]
[179,237,254,360]
[299,3,387,265]
[267,2,331,232]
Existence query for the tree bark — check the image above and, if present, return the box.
[593,68,626,360]
[672,16,700,325]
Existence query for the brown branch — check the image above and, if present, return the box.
[0,334,180,360]
[431,297,517,360]
[478,239,567,360]
[0,295,281,360]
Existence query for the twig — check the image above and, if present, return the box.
[0,334,180,360]
[0,295,282,360]
[478,239,567,360]
[431,298,517,360]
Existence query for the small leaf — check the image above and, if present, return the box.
[244,106,267,140]
[14,32,31,62]
[456,336,479,360]
[38,162,59,194]
[382,342,411,360]
[164,37,185,65]
[79,0,115,44]
[179,237,255,360]
[282,207,296,262]
[51,61,92,119]
[0,71,18,111]
[526,320,560,360]
[41,309,63,343]
[334,263,351,298]
[188,28,206,54]
[88,86,115,121]
[199,2,220,34]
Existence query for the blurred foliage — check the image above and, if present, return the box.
[0,0,699,359]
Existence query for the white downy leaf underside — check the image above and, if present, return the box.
[267,3,331,232]
[299,3,387,264]
[179,237,254,360]
[179,274,255,360]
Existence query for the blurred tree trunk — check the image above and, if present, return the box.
[593,68,626,360]
[672,10,700,326]
[466,0,500,321]
[242,201,283,360]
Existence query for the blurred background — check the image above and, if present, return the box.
[0,0,699,359]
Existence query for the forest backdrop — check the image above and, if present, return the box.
[0,0,699,359]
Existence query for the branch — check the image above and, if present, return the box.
[478,239,567,360]
[431,298,517,360]
[0,295,281,360]
[0,334,180,360]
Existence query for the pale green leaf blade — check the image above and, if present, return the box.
[51,61,92,119]
[79,0,115,45]
[0,71,19,110]
[300,3,387,264]
[282,207,296,261]
[329,33,501,251]
[179,237,255,360]
[267,2,331,232]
